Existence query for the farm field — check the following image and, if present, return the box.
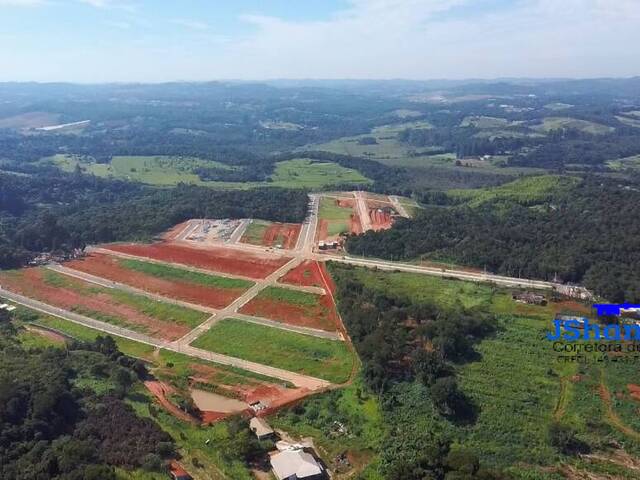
[65,253,253,309]
[318,196,355,238]
[240,220,301,249]
[532,117,615,135]
[191,318,354,383]
[0,268,208,340]
[239,286,339,332]
[104,242,291,279]
[606,154,640,171]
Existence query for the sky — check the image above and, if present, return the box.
[0,0,639,82]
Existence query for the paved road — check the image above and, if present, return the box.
[0,287,330,389]
[227,218,251,244]
[329,255,562,290]
[173,256,303,346]
[355,191,373,232]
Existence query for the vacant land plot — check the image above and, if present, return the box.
[532,117,614,135]
[0,111,61,129]
[240,220,301,249]
[65,254,253,309]
[50,154,234,186]
[318,197,353,239]
[279,260,326,288]
[460,116,514,129]
[192,319,353,383]
[240,286,339,332]
[104,242,290,279]
[0,268,208,340]
[607,154,640,171]
[270,158,371,189]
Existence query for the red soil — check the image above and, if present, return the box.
[369,208,393,231]
[337,198,355,208]
[628,384,640,401]
[240,293,339,332]
[145,381,199,424]
[104,242,289,279]
[262,223,302,249]
[25,326,67,344]
[0,268,190,341]
[65,253,246,309]
[279,260,325,288]
[318,262,337,295]
[317,219,330,241]
[349,213,363,234]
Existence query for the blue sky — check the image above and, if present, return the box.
[1,0,639,82]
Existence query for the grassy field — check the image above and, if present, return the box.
[240,219,270,245]
[48,154,370,190]
[616,115,640,129]
[257,286,321,307]
[119,258,254,290]
[606,154,640,171]
[460,115,514,128]
[50,154,234,186]
[270,158,371,188]
[447,174,580,207]
[532,117,614,135]
[319,197,352,236]
[191,318,354,383]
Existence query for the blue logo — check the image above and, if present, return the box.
[547,304,640,342]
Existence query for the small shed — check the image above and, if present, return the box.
[169,461,192,480]
[250,417,275,440]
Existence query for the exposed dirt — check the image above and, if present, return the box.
[599,374,640,441]
[279,260,325,288]
[104,242,289,279]
[24,325,68,344]
[337,199,355,208]
[162,220,191,241]
[262,223,302,249]
[318,262,337,295]
[144,381,199,424]
[0,268,190,341]
[628,384,640,401]
[349,213,363,234]
[317,220,330,242]
[369,208,393,231]
[552,300,593,315]
[239,294,339,332]
[65,253,246,309]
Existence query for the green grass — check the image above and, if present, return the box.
[532,117,614,135]
[49,154,234,186]
[257,286,321,307]
[119,258,253,290]
[447,174,580,207]
[16,328,64,349]
[318,196,352,236]
[40,269,208,330]
[460,116,514,129]
[606,155,640,171]
[240,219,271,245]
[48,154,370,190]
[269,158,371,188]
[191,319,354,383]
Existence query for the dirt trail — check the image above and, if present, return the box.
[598,370,640,441]
[144,380,199,424]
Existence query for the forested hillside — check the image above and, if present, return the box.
[347,176,640,302]
[0,171,309,268]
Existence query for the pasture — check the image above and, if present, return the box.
[532,117,614,135]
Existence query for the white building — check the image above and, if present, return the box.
[271,449,323,480]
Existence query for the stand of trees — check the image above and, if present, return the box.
[0,318,175,479]
[0,171,309,268]
[347,177,640,302]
